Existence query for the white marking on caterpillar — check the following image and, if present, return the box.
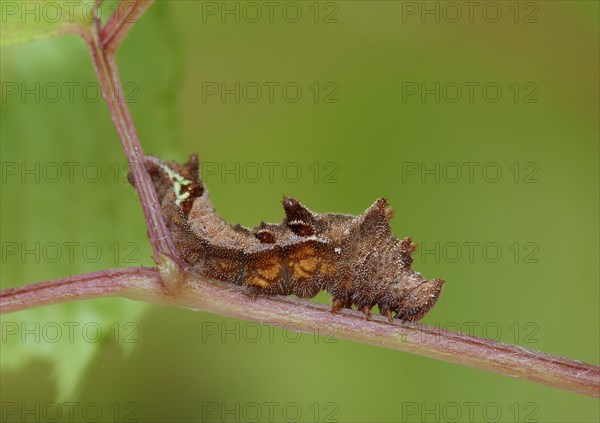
[160,164,192,206]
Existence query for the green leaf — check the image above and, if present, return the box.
[0,1,181,399]
[0,0,97,46]
[1,300,148,400]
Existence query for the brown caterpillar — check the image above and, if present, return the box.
[133,154,444,322]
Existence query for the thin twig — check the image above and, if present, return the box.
[79,2,186,279]
[101,0,154,54]
[1,270,598,398]
[0,268,165,312]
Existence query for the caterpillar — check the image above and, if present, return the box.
[133,154,444,322]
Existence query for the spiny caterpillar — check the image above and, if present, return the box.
[133,155,444,322]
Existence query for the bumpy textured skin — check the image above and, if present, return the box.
[134,155,444,322]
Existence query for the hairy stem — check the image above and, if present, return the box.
[1,270,598,398]
[81,1,186,276]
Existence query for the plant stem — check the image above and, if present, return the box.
[80,1,186,275]
[0,268,165,311]
[101,0,154,54]
[1,270,598,398]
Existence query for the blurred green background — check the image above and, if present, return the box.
[1,1,598,422]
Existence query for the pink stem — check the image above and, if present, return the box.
[1,271,598,398]
[101,0,154,54]
[80,2,186,274]
[0,268,165,312]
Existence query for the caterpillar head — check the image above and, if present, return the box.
[380,271,444,321]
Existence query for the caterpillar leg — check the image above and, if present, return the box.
[358,305,373,320]
[330,297,352,314]
[379,307,394,323]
